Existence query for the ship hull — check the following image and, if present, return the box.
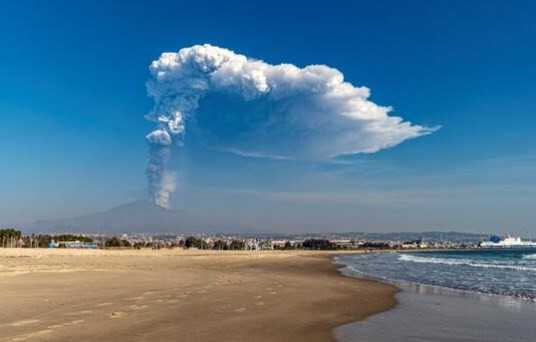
[480,245,536,249]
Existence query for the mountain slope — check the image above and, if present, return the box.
[16,201,203,234]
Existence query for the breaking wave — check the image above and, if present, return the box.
[522,253,536,260]
[399,254,536,272]
[338,250,536,301]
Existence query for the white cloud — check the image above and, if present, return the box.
[146,44,436,160]
[144,44,437,205]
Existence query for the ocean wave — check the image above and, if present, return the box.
[399,254,536,272]
[522,253,536,259]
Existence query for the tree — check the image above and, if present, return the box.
[185,236,201,249]
[362,242,389,249]
[0,229,22,248]
[229,240,245,250]
[104,237,131,248]
[302,239,337,250]
[54,234,93,243]
[213,240,229,250]
[283,241,293,250]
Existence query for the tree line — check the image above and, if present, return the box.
[120,237,248,250]
[0,229,22,248]
[0,229,94,248]
[1,229,357,251]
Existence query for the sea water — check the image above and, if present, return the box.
[335,250,536,341]
[337,249,536,301]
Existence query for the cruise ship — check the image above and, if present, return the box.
[480,235,536,249]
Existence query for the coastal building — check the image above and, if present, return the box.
[49,241,100,249]
[331,239,363,249]
[270,240,304,249]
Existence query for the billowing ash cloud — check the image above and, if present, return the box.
[145,44,437,207]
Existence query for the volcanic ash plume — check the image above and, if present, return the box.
[144,44,437,207]
[145,130,176,207]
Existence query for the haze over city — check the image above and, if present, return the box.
[2,1,536,233]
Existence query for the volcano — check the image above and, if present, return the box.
[16,200,204,234]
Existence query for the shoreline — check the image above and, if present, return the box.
[335,250,536,341]
[0,249,398,341]
[338,249,536,301]
[336,280,536,342]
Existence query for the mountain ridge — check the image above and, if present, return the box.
[9,200,204,234]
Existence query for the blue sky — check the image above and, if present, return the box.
[1,0,535,233]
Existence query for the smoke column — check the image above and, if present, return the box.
[144,44,437,207]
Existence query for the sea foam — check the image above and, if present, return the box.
[399,254,536,272]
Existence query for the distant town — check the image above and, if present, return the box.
[0,228,491,250]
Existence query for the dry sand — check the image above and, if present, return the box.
[0,249,397,342]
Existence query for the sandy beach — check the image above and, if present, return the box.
[0,249,397,342]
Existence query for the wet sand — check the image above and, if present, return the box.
[0,249,397,342]
[336,282,536,342]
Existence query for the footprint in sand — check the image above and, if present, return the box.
[177,294,190,299]
[155,299,164,303]
[129,305,148,310]
[143,291,156,296]
[253,295,262,299]
[48,324,64,329]
[125,296,144,301]
[98,302,113,307]
[110,311,127,319]
[64,320,85,326]
[234,308,246,313]
[10,319,40,327]
[269,292,277,295]
[12,329,52,342]
[256,301,265,306]
[167,299,179,304]
[67,310,92,316]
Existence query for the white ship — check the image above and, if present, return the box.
[480,235,536,248]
